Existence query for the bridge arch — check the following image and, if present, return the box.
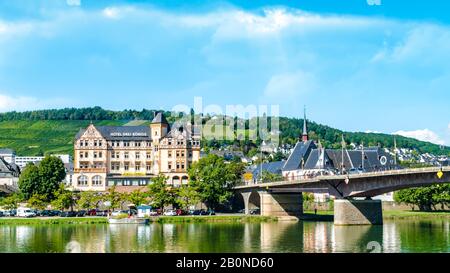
[237,190,261,215]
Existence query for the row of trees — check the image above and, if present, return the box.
[394,184,450,211]
[0,154,245,212]
[0,107,173,122]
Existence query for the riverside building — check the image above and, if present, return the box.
[72,112,201,192]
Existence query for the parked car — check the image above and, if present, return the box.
[60,211,77,217]
[77,210,86,217]
[149,210,159,216]
[250,209,260,215]
[51,210,61,216]
[87,209,97,216]
[95,210,108,217]
[176,209,187,216]
[163,210,177,216]
[191,210,202,216]
[200,210,216,216]
[39,210,56,217]
[17,208,37,218]
[2,210,14,217]
[0,211,4,217]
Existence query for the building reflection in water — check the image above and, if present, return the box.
[15,226,33,250]
[332,225,383,253]
[382,222,400,253]
[260,221,302,252]
[303,222,334,253]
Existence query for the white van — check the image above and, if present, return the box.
[17,207,37,218]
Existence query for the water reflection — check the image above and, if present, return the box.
[0,219,448,253]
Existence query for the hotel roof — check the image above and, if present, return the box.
[75,126,152,141]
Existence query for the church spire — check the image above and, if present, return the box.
[302,106,309,142]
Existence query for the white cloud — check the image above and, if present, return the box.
[0,93,69,112]
[263,71,317,99]
[365,130,381,134]
[394,129,445,145]
[371,24,450,65]
[66,0,81,7]
[102,7,126,19]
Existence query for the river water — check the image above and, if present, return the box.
[0,219,449,253]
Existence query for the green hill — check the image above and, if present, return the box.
[0,120,124,155]
[0,107,448,156]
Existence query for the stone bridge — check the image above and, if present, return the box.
[234,167,450,225]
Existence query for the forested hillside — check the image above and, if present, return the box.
[0,107,448,156]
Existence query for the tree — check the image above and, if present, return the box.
[271,151,286,162]
[177,185,200,211]
[51,184,77,211]
[147,174,176,210]
[394,184,450,211]
[119,192,129,209]
[128,189,148,207]
[38,156,67,201]
[18,163,41,200]
[0,193,24,210]
[105,186,122,211]
[18,156,66,202]
[260,170,284,183]
[77,191,99,210]
[27,194,48,210]
[188,154,245,210]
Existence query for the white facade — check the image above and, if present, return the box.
[15,154,71,169]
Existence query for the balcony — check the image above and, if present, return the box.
[74,168,107,173]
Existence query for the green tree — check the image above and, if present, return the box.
[0,193,24,210]
[106,186,122,211]
[77,191,99,210]
[38,156,67,201]
[147,174,176,210]
[260,170,284,182]
[27,194,48,210]
[394,184,450,211]
[177,185,200,211]
[18,163,41,200]
[18,156,66,202]
[188,154,245,210]
[128,189,148,207]
[51,184,77,211]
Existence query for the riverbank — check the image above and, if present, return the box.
[146,215,278,223]
[0,217,108,225]
[303,210,450,221]
[383,210,450,220]
[0,215,277,225]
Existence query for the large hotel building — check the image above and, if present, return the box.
[71,112,201,192]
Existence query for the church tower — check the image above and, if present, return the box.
[302,107,309,142]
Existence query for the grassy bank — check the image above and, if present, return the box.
[0,217,108,225]
[304,210,450,221]
[147,215,278,224]
[383,210,450,220]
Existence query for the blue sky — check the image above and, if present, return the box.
[0,0,450,145]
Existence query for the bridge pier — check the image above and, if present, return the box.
[258,191,303,217]
[334,199,383,225]
[240,192,252,215]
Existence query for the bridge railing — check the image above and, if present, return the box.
[237,166,450,187]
